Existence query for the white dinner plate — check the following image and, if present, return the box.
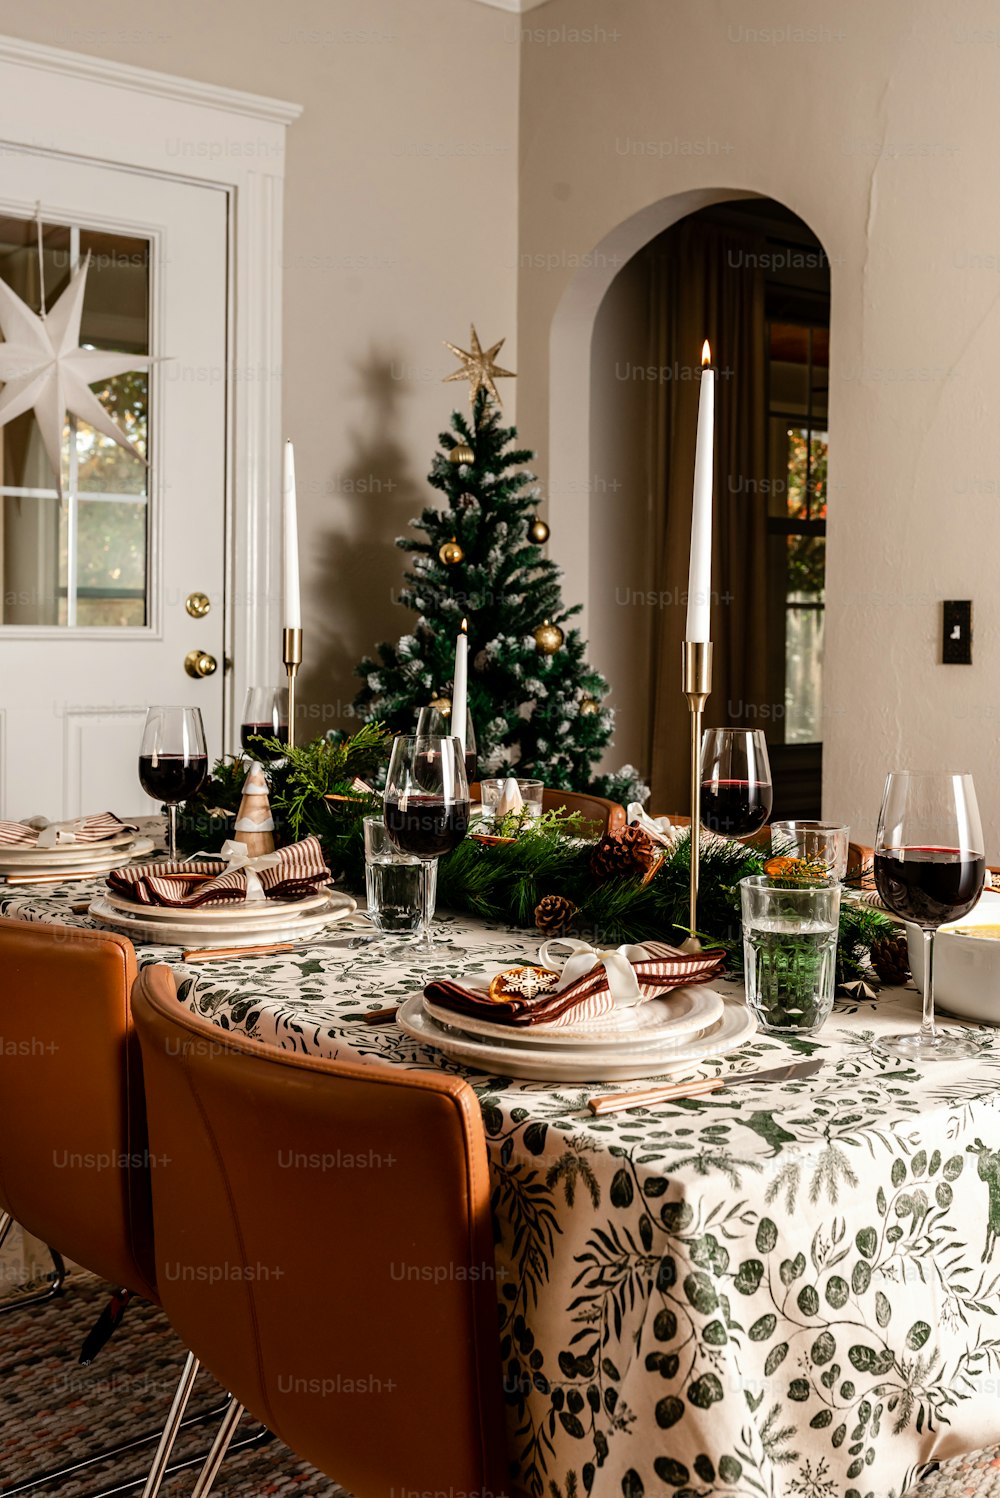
[101,887,335,925]
[88,891,357,948]
[422,984,724,1051]
[0,839,155,876]
[0,829,141,863]
[398,993,756,1081]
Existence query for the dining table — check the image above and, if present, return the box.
[4,877,1000,1498]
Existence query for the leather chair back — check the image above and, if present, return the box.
[131,963,506,1497]
[0,917,155,1299]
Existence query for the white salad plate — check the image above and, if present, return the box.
[422,983,724,1051]
[88,891,357,948]
[101,887,335,926]
[398,993,756,1082]
[0,838,155,875]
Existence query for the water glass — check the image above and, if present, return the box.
[363,816,436,936]
[771,820,850,881]
[740,875,841,1034]
[478,778,544,824]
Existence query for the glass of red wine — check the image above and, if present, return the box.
[416,705,477,785]
[383,734,470,949]
[700,729,773,840]
[874,770,985,1061]
[240,687,289,762]
[138,707,208,861]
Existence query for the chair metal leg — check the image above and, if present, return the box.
[0,1213,67,1314]
[190,1398,245,1498]
[73,1422,274,1498]
[138,1348,201,1498]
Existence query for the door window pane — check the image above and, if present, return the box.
[0,217,150,627]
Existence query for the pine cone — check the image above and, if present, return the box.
[871,934,910,986]
[534,894,578,936]
[589,826,660,883]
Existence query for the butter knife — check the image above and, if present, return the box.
[182,935,376,963]
[587,1058,823,1116]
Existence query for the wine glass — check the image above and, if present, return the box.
[874,771,985,1061]
[383,735,470,949]
[700,729,773,839]
[240,687,288,762]
[139,707,208,861]
[416,705,477,785]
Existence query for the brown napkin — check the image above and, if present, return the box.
[424,942,726,1029]
[106,835,330,908]
[0,813,138,848]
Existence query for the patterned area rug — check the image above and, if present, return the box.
[1,1264,998,1496]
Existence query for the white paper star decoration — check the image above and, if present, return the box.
[0,252,152,495]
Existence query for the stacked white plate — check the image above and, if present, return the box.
[0,832,155,879]
[398,986,755,1082]
[89,888,357,948]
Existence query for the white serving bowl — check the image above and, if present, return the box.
[905,888,1000,1025]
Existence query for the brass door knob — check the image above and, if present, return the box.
[186,592,211,619]
[184,649,218,679]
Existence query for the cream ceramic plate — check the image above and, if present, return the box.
[422,984,724,1051]
[0,839,155,875]
[101,887,335,925]
[0,829,141,863]
[398,993,756,1082]
[88,891,357,948]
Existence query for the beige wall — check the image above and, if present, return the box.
[518,0,1000,851]
[0,0,519,726]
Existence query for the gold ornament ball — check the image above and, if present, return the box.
[580,696,600,716]
[529,517,550,544]
[439,538,464,566]
[429,695,452,717]
[534,619,564,654]
[449,442,474,465]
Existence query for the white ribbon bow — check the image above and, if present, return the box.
[219,839,283,903]
[627,802,681,851]
[537,937,652,1008]
[34,817,89,848]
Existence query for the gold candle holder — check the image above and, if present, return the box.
[282,627,303,749]
[682,640,713,942]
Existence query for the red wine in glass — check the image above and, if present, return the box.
[874,846,985,927]
[240,722,289,761]
[700,778,773,838]
[138,754,209,803]
[384,796,470,858]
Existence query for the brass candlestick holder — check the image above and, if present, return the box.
[282,627,303,749]
[682,640,713,942]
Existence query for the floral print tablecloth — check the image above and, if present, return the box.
[5,882,1000,1498]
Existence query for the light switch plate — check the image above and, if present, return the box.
[942,600,972,664]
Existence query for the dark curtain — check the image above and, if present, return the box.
[646,219,769,811]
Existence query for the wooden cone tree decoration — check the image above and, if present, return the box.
[233,762,275,856]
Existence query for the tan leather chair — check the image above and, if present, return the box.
[131,961,507,1498]
[0,918,256,1498]
[471,781,626,833]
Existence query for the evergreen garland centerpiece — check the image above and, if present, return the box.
[354,327,646,804]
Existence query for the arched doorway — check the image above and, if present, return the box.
[549,191,830,817]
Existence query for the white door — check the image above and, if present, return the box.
[0,148,227,819]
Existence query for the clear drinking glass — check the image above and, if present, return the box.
[771,820,850,881]
[363,815,437,939]
[478,778,544,825]
[416,705,477,785]
[874,771,985,1061]
[700,729,773,839]
[138,707,208,861]
[383,735,470,950]
[240,687,288,762]
[741,874,841,1034]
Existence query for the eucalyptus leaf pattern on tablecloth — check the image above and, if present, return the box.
[5,883,1000,1498]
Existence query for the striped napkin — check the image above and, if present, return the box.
[424,941,726,1029]
[106,835,330,908]
[0,813,138,848]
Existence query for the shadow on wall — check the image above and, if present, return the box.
[299,350,423,738]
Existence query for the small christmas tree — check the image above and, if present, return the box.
[355,329,647,803]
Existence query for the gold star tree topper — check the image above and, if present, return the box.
[443,325,516,406]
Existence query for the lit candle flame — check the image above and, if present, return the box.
[701,340,711,367]
[460,617,468,633]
